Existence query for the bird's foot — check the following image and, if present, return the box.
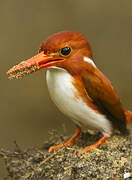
[79,136,109,152]
[48,127,81,153]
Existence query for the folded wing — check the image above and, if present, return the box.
[82,66,127,134]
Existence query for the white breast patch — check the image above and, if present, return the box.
[46,67,112,135]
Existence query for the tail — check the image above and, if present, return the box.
[125,110,132,123]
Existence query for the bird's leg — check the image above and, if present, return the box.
[48,127,81,153]
[80,135,110,152]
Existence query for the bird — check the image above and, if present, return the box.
[7,31,132,152]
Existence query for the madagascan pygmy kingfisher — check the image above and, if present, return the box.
[7,31,132,152]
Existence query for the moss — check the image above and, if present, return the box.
[0,130,132,180]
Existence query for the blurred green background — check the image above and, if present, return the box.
[1,0,132,178]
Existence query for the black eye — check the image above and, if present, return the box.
[60,46,71,56]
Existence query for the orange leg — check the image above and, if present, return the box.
[48,127,81,153]
[80,136,109,152]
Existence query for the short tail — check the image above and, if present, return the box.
[125,110,132,123]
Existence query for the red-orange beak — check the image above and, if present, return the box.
[7,52,64,79]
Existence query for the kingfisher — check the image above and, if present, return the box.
[7,31,132,152]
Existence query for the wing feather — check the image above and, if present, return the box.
[82,66,127,133]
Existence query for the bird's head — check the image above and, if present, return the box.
[7,31,94,79]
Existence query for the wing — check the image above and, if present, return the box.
[82,66,127,133]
